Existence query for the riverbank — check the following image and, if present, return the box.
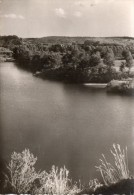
[33,69,134,94]
[32,65,134,84]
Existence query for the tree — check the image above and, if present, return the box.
[103,48,115,67]
[49,44,65,53]
[122,49,133,71]
[89,51,101,67]
[13,45,33,63]
[78,52,90,70]
[41,52,62,69]
[62,46,81,69]
[120,62,126,72]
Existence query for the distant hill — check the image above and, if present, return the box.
[0,35,134,58]
[24,36,134,46]
[0,35,134,47]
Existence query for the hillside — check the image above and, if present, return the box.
[24,36,134,46]
[1,35,134,60]
[0,35,134,47]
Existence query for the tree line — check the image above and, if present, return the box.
[12,41,133,83]
[0,35,133,82]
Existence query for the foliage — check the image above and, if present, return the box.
[5,149,80,194]
[95,144,130,186]
[5,149,40,193]
[0,35,134,82]
[122,50,134,71]
[107,79,134,94]
[103,48,115,67]
[2,144,133,194]
[49,44,65,53]
[88,178,103,192]
[35,166,80,194]
[120,61,127,72]
[89,51,101,67]
[41,52,62,69]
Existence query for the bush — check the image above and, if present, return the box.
[95,144,130,186]
[3,144,133,194]
[4,149,80,194]
[107,79,134,94]
[35,165,79,194]
[5,149,40,193]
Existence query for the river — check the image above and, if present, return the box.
[0,62,134,184]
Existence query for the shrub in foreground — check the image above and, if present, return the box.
[4,149,80,194]
[5,149,40,193]
[95,144,130,186]
[3,144,133,194]
[80,144,133,194]
[35,165,80,194]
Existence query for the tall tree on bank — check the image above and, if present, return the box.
[103,49,115,67]
[89,51,101,67]
[62,45,81,70]
[122,50,133,72]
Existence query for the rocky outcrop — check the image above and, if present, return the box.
[106,79,134,94]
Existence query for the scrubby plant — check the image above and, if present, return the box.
[5,149,41,193]
[5,149,80,194]
[88,178,103,192]
[95,144,130,186]
[35,165,80,194]
[122,50,133,72]
[4,144,132,194]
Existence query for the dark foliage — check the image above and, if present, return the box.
[0,35,134,83]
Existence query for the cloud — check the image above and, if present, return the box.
[74,11,82,18]
[55,8,66,18]
[89,0,100,7]
[74,0,98,8]
[0,13,25,19]
[18,15,25,19]
[74,0,114,8]
[74,1,86,7]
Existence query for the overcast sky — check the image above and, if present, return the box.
[0,0,134,37]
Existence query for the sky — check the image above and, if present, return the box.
[0,0,134,37]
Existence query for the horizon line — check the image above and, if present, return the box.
[0,34,134,39]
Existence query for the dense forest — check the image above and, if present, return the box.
[0,35,134,83]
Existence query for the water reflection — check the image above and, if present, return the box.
[0,62,134,184]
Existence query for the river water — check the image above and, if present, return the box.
[0,62,134,184]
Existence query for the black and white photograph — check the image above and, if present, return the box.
[0,0,134,194]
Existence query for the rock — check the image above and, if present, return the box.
[106,79,134,94]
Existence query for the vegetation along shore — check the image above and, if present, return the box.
[0,36,134,87]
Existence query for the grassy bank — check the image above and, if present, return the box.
[1,144,133,194]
